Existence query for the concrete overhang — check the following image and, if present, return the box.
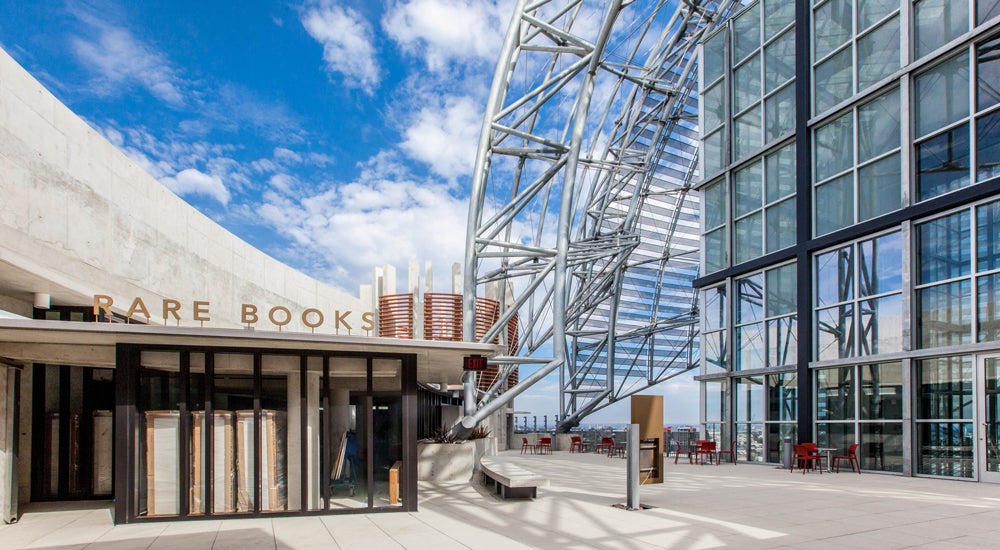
[0,319,501,385]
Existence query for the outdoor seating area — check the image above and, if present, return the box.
[790,442,863,474]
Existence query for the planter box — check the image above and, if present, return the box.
[417,442,475,482]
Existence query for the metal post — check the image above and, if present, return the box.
[783,435,793,469]
[626,423,639,510]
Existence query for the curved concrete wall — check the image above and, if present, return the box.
[0,48,366,333]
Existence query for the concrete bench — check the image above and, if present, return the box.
[479,457,549,499]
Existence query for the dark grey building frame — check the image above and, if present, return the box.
[692,0,1000,443]
[113,343,418,524]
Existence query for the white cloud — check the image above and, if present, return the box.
[383,0,512,72]
[161,168,231,205]
[70,15,187,107]
[301,5,381,93]
[400,95,482,180]
[257,152,470,287]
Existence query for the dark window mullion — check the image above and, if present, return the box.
[254,353,262,513]
[58,365,70,497]
[366,357,374,509]
[322,356,330,510]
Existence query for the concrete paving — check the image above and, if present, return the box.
[4,450,1000,549]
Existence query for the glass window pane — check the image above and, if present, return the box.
[767,372,797,421]
[815,112,854,181]
[918,356,973,419]
[766,263,797,316]
[915,54,970,138]
[703,331,727,374]
[977,37,1000,110]
[705,381,724,422]
[765,82,795,143]
[817,304,855,360]
[734,106,762,160]
[703,30,727,84]
[980,0,1000,24]
[737,274,764,324]
[734,54,761,113]
[816,367,855,420]
[705,227,727,273]
[814,46,853,114]
[861,423,904,472]
[858,89,901,163]
[859,231,903,296]
[260,356,290,513]
[859,294,903,355]
[764,30,795,93]
[703,128,726,176]
[815,174,854,235]
[915,0,970,59]
[814,0,852,60]
[917,124,972,200]
[916,422,974,477]
[918,281,973,348]
[733,4,761,62]
[703,81,725,132]
[858,16,900,91]
[978,273,1000,341]
[767,423,797,463]
[859,0,898,31]
[735,213,763,264]
[977,111,1000,182]
[768,316,798,367]
[704,179,726,229]
[736,376,764,422]
[736,323,765,371]
[918,210,971,284]
[703,286,726,332]
[139,356,181,518]
[734,160,763,217]
[860,363,903,420]
[766,142,796,202]
[816,245,853,307]
[764,0,795,40]
[980,199,1000,271]
[859,153,902,221]
[766,197,797,253]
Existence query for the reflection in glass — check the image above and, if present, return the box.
[914,0,969,59]
[733,4,760,62]
[977,274,1000,342]
[736,323,765,371]
[815,114,853,182]
[813,0,851,60]
[858,89,900,163]
[737,423,764,462]
[703,286,726,332]
[767,372,797,422]
[916,423,974,477]
[816,246,853,307]
[765,263,796,317]
[817,367,855,421]
[765,142,796,202]
[979,200,1000,271]
[859,154,901,221]
[814,46,852,114]
[705,227,727,273]
[768,317,797,367]
[859,295,902,355]
[703,82,725,132]
[704,129,725,176]
[859,0,897,31]
[815,422,854,456]
[917,124,971,200]
[978,37,1000,110]
[704,179,726,230]
[857,17,899,91]
[766,198,796,253]
[259,357,290,513]
[764,30,794,92]
[815,174,854,235]
[735,213,763,264]
[705,380,725,423]
[766,423,797,463]
[138,354,181,517]
[859,232,902,296]
[918,356,973,420]
[703,331,727,374]
[734,161,762,217]
[977,111,1000,182]
[860,423,903,472]
[915,54,970,137]
[734,106,762,160]
[765,83,795,142]
[737,274,764,324]
[860,362,903,420]
[734,54,761,113]
[703,31,726,84]
[918,281,973,348]
[817,304,854,360]
[918,210,971,284]
[980,0,1000,24]
[736,376,763,422]
[984,358,1000,473]
[764,0,794,40]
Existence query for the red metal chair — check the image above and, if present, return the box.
[537,437,552,454]
[674,440,693,464]
[569,435,586,453]
[596,437,614,454]
[695,440,716,464]
[791,443,822,474]
[716,440,736,465]
[833,443,861,473]
[521,437,536,455]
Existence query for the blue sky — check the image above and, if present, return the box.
[0,0,698,425]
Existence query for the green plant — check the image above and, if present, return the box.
[427,428,459,443]
[467,425,492,440]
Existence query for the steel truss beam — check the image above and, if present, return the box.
[457,0,743,435]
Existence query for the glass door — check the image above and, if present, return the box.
[978,355,1000,482]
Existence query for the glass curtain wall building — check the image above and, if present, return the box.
[695,0,1000,480]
